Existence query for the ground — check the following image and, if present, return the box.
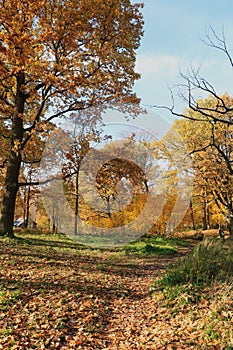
[0,232,232,349]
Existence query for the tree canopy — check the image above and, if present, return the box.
[0,0,144,236]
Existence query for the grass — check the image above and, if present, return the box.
[150,238,233,348]
[151,237,233,301]
[120,235,190,256]
[8,229,190,257]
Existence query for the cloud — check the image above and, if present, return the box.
[134,54,182,107]
[136,54,180,77]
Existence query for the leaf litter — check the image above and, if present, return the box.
[0,240,232,349]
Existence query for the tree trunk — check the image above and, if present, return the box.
[106,197,111,217]
[74,171,79,236]
[0,156,21,237]
[0,73,25,237]
[25,185,31,229]
[189,197,196,230]
[226,207,233,237]
[202,200,208,231]
[201,187,208,230]
[52,203,56,233]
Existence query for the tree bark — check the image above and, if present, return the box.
[226,206,233,237]
[201,201,208,231]
[189,197,196,230]
[201,187,209,231]
[0,155,21,237]
[74,170,80,236]
[25,185,31,229]
[0,73,25,237]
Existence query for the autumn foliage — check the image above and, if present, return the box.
[0,0,144,236]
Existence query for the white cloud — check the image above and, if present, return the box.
[134,54,182,109]
[136,54,180,77]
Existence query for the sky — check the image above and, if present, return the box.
[133,0,233,119]
[103,0,233,136]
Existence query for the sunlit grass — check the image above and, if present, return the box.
[0,229,192,259]
[151,237,233,302]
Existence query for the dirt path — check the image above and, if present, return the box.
[101,246,193,349]
[0,243,195,349]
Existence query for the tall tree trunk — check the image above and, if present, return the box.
[226,206,233,237]
[52,203,56,233]
[74,170,79,236]
[106,197,111,217]
[25,185,31,229]
[0,73,25,237]
[201,187,208,230]
[201,201,208,230]
[189,197,196,230]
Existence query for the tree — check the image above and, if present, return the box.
[170,95,233,234]
[160,28,233,126]
[74,134,150,229]
[156,28,233,236]
[0,0,144,237]
[62,127,105,236]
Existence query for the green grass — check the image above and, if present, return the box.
[1,229,191,259]
[120,235,190,256]
[151,237,233,302]
[0,288,23,312]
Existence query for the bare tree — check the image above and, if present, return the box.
[155,27,233,236]
[157,27,233,124]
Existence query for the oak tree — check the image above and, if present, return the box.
[0,0,144,236]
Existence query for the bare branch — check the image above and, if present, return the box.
[203,26,233,68]
[154,27,233,125]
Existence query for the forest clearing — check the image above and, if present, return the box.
[0,231,232,349]
[1,1,233,349]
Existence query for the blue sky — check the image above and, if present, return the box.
[133,0,233,116]
[103,1,233,135]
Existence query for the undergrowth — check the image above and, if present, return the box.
[151,237,233,302]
